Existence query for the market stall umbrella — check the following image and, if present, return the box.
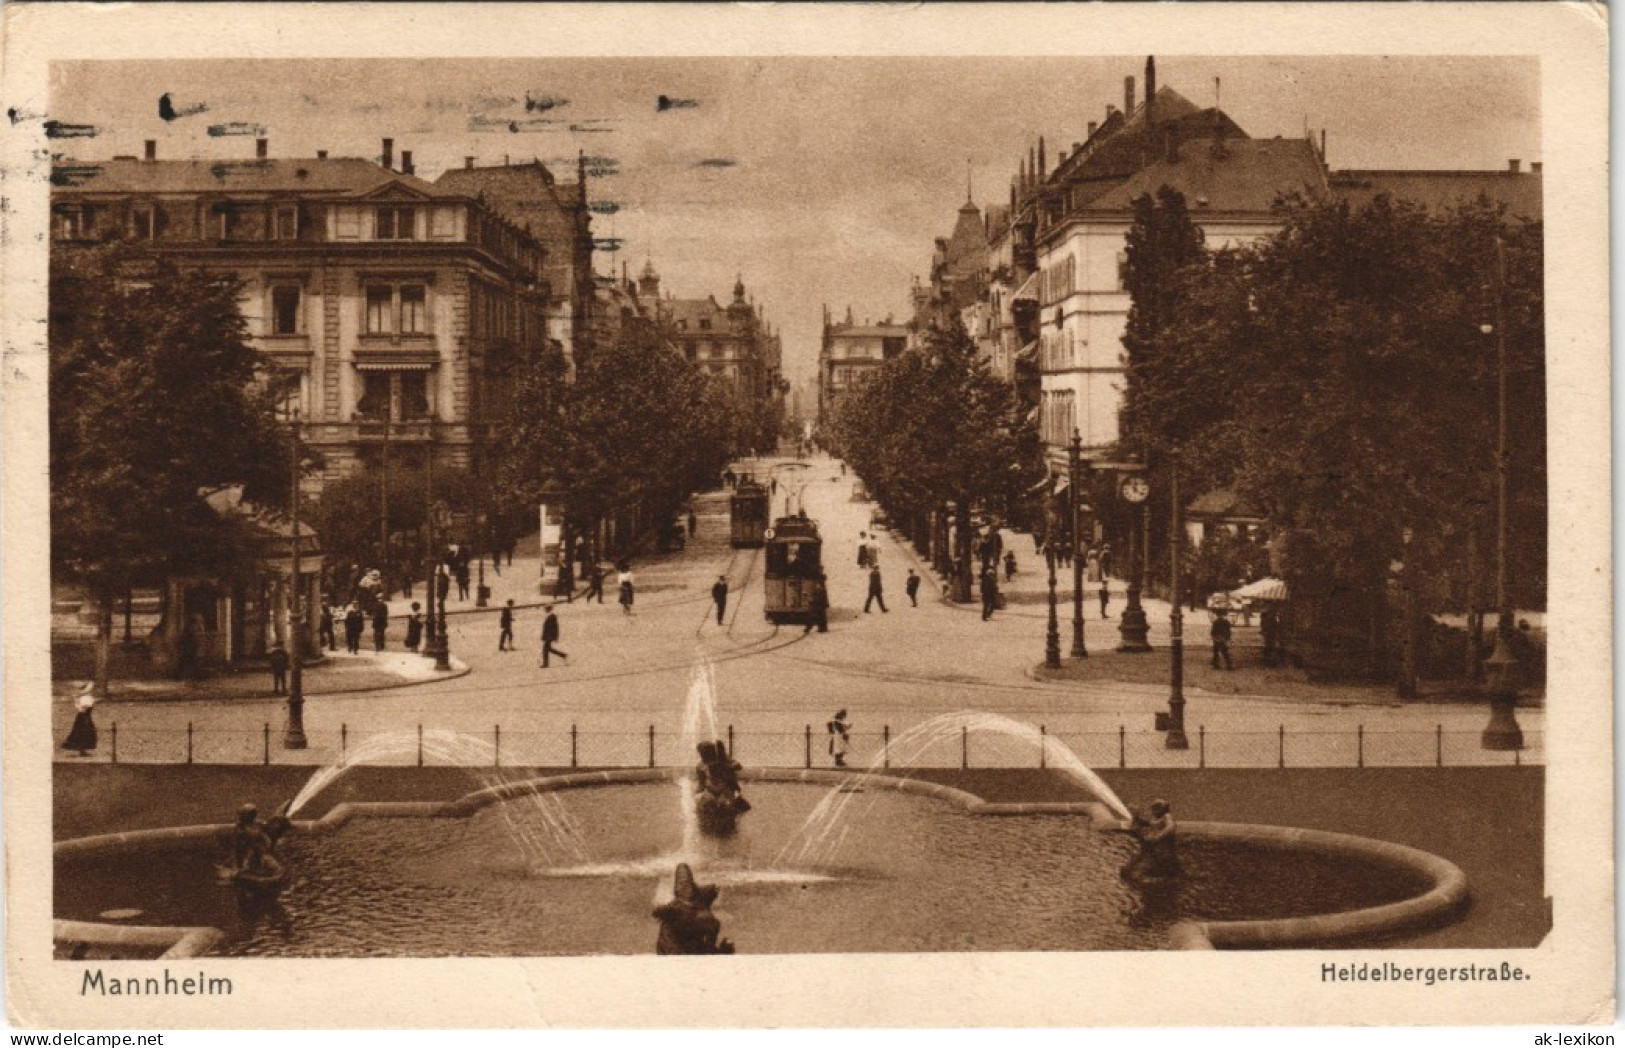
[1231,577,1289,602]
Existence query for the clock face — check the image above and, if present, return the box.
[1121,476,1150,504]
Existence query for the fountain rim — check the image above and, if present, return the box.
[53,767,1468,955]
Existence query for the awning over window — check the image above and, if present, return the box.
[1013,272,1040,302]
[1015,340,1038,362]
[1231,577,1289,602]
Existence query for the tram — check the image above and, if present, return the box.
[729,478,770,548]
[763,514,823,624]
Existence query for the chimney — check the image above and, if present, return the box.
[317,149,328,159]
[255,137,268,159]
[144,139,156,161]
[401,150,414,176]
[1531,161,1543,174]
[1037,137,1047,178]
[1507,158,1521,172]
[465,156,475,170]
[381,138,394,170]
[1088,120,1098,138]
[1145,55,1156,112]
[1124,76,1136,119]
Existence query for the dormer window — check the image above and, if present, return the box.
[131,205,157,241]
[217,203,261,241]
[375,206,415,240]
[699,318,712,331]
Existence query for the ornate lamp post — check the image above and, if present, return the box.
[1069,430,1089,659]
[1164,454,1189,750]
[1481,236,1524,750]
[1044,499,1062,669]
[1117,468,1152,652]
[425,500,454,672]
[283,407,308,750]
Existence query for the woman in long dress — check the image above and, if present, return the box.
[62,684,97,757]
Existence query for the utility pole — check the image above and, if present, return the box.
[284,409,308,750]
[1069,430,1088,659]
[1165,454,1188,749]
[1482,235,1523,750]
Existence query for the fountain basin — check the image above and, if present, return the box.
[54,770,1466,956]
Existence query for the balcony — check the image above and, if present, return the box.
[355,334,439,368]
[253,333,312,360]
[354,420,439,442]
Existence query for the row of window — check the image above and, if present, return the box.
[263,282,429,337]
[53,203,445,244]
[1040,389,1078,447]
[1039,255,1077,306]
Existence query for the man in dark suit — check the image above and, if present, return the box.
[711,576,729,625]
[540,605,569,668]
[864,564,887,614]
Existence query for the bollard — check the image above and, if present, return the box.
[961,725,969,769]
[1278,724,1285,768]
[1357,724,1364,768]
[883,724,890,769]
[494,725,501,768]
[341,723,348,764]
[1119,725,1126,769]
[1039,725,1046,770]
[1199,725,1206,769]
[187,722,194,765]
[1436,723,1444,767]
[648,724,655,768]
[805,724,812,769]
[111,723,118,764]
[417,724,424,767]
[571,724,578,768]
[728,724,735,758]
[263,723,271,765]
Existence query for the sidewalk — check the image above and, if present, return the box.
[54,648,469,706]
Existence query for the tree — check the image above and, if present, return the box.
[1122,192,1545,679]
[493,318,734,560]
[50,244,291,694]
[836,316,1035,601]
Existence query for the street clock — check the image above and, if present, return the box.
[1120,476,1150,504]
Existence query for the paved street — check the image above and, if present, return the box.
[54,454,1543,769]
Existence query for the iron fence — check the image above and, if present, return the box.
[80,720,1544,769]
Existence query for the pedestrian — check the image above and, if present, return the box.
[344,603,364,654]
[711,575,729,626]
[827,709,851,768]
[405,602,423,651]
[618,566,635,616]
[371,603,388,652]
[980,565,999,621]
[455,559,471,602]
[1086,545,1101,584]
[499,599,515,651]
[62,683,97,757]
[1004,549,1017,582]
[687,508,697,538]
[555,559,575,603]
[318,602,336,652]
[1099,578,1111,619]
[856,532,869,569]
[905,568,921,607]
[770,478,778,497]
[267,642,289,694]
[436,561,452,608]
[806,572,829,633]
[587,561,605,603]
[864,564,887,614]
[1211,611,1234,670]
[1100,543,1114,579]
[540,604,569,668]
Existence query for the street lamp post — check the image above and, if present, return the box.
[284,409,308,750]
[1165,455,1189,749]
[1481,236,1523,750]
[1069,430,1088,659]
[1044,509,1062,669]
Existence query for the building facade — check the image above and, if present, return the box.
[817,309,910,428]
[50,138,554,488]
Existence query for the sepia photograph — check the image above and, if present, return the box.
[2,1,1611,1031]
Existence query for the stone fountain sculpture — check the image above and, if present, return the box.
[653,864,735,954]
[694,741,751,836]
[1115,799,1182,885]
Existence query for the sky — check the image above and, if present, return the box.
[50,56,1540,396]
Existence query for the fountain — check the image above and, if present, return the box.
[53,672,1470,956]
